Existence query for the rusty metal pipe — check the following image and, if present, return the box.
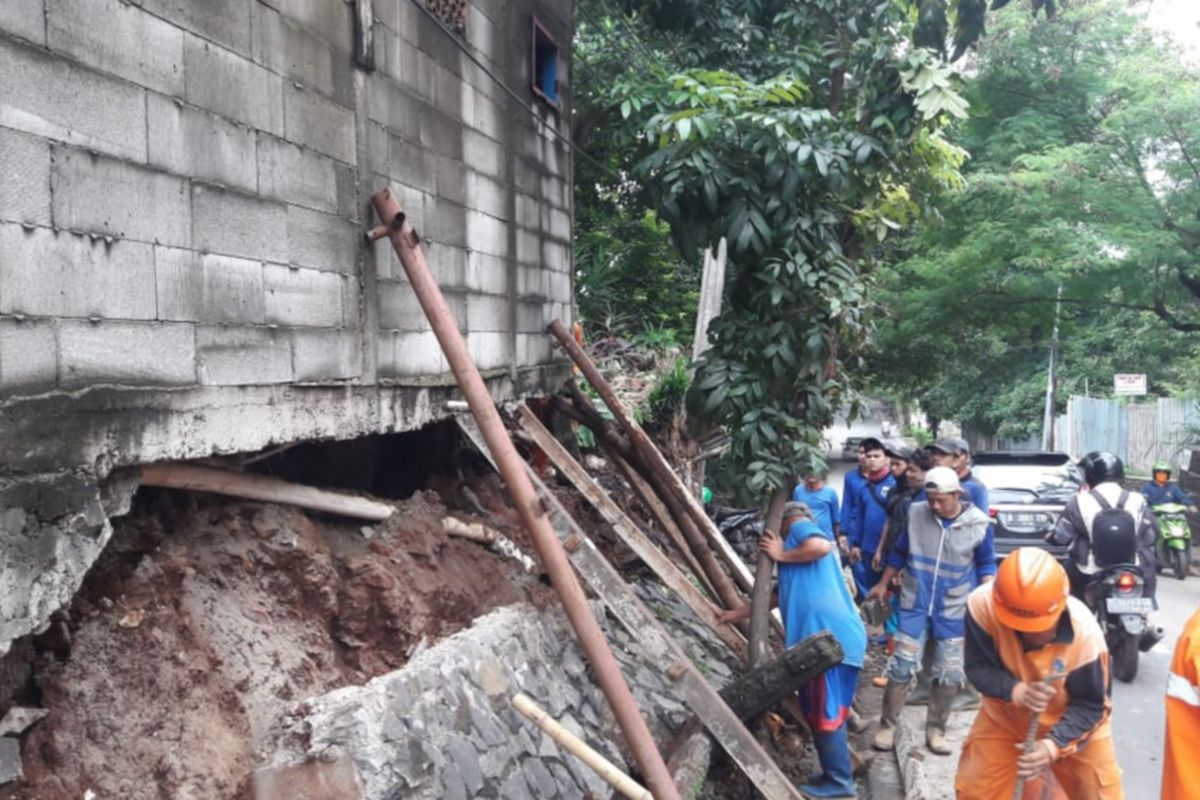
[369,189,680,800]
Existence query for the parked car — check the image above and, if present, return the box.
[841,437,864,461]
[972,451,1082,562]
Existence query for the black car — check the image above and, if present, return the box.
[972,451,1082,561]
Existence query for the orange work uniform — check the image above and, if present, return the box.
[955,584,1123,799]
[1162,607,1200,799]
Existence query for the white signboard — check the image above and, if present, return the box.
[1114,373,1147,396]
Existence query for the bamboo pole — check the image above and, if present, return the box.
[139,463,394,521]
[512,693,652,800]
[370,191,678,800]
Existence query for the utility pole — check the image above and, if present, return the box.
[1041,284,1063,451]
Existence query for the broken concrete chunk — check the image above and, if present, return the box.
[250,755,366,800]
[0,738,22,785]
[0,707,48,738]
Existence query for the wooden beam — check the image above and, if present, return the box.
[458,417,804,800]
[139,463,394,521]
[516,406,748,660]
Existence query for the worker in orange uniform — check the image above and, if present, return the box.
[955,548,1123,799]
[1162,606,1200,798]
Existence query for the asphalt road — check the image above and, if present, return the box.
[1110,569,1197,794]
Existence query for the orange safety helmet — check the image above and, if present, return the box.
[993,548,1070,633]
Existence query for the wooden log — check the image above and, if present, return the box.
[750,488,789,668]
[139,463,394,521]
[512,693,653,800]
[518,407,748,660]
[548,320,756,596]
[457,418,804,800]
[561,379,744,610]
[664,717,711,800]
[717,632,842,721]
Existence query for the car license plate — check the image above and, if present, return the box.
[1106,597,1153,614]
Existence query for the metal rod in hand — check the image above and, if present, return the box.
[1011,673,1067,800]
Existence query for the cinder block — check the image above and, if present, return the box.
[375,29,424,97]
[377,330,445,377]
[463,129,504,178]
[424,197,467,248]
[263,264,343,327]
[0,37,146,161]
[548,208,571,240]
[139,0,252,55]
[516,265,545,299]
[284,85,357,165]
[265,0,353,53]
[515,194,541,230]
[0,225,156,319]
[292,328,363,381]
[147,94,258,193]
[378,279,465,331]
[516,332,553,366]
[48,0,184,95]
[257,133,340,214]
[435,155,467,205]
[367,78,422,143]
[465,8,497,63]
[542,176,570,209]
[516,229,540,266]
[431,64,463,122]
[254,5,353,106]
[0,319,56,390]
[424,241,467,286]
[192,184,289,263]
[58,319,195,387]
[0,127,51,226]
[465,251,508,295]
[468,331,508,370]
[517,299,546,333]
[195,325,292,385]
[418,106,462,160]
[467,171,509,221]
[287,206,359,273]
[466,292,510,333]
[0,0,45,44]
[184,37,284,135]
[372,0,416,36]
[541,240,570,272]
[472,92,503,141]
[52,146,191,247]
[386,132,436,194]
[549,271,572,303]
[155,247,266,324]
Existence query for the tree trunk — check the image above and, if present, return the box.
[719,631,843,721]
[750,488,789,667]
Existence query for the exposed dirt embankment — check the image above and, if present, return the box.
[1,482,541,800]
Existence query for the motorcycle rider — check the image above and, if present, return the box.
[1141,460,1197,511]
[1047,451,1161,645]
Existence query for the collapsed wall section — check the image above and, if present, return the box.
[0,0,574,650]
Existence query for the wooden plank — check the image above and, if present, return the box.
[458,417,804,800]
[517,407,748,660]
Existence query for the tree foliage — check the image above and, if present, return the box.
[869,0,1200,439]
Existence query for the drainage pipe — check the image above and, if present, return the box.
[368,189,680,800]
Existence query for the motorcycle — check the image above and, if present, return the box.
[1152,502,1192,581]
[1082,564,1159,682]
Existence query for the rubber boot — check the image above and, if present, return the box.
[925,681,957,756]
[800,724,858,798]
[951,681,981,711]
[871,679,910,751]
[905,670,931,705]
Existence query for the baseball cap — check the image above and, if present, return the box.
[927,437,969,456]
[883,439,915,461]
[924,466,962,494]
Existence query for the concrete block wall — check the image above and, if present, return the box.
[0,0,575,650]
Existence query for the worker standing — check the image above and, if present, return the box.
[956,548,1122,799]
[1162,607,1200,799]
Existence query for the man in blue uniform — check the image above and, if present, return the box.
[847,437,895,598]
[794,470,841,538]
[721,502,867,798]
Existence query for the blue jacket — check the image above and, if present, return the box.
[849,474,896,554]
[962,470,996,556]
[792,484,840,536]
[1141,481,1193,507]
[840,469,867,535]
[889,500,996,639]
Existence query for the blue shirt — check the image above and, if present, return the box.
[849,474,896,553]
[777,518,867,668]
[792,484,840,536]
[1141,481,1193,507]
[840,469,867,534]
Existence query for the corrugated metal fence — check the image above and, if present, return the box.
[1065,396,1200,473]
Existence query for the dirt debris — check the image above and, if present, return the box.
[0,477,544,800]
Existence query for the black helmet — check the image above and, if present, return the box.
[1079,451,1124,486]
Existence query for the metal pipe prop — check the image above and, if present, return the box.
[512,693,653,800]
[369,189,679,800]
[1011,671,1068,800]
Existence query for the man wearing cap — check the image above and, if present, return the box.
[868,466,995,755]
[847,437,895,598]
[956,547,1122,798]
[719,501,867,799]
[927,437,989,515]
